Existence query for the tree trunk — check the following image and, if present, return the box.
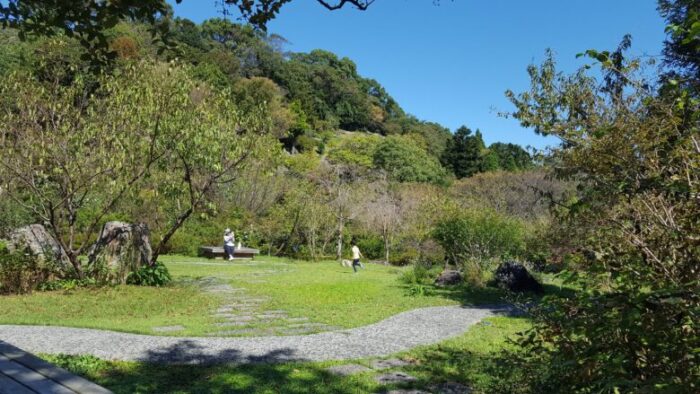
[384,236,390,264]
[336,216,344,260]
[150,207,193,265]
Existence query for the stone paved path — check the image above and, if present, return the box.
[196,277,337,337]
[0,305,510,365]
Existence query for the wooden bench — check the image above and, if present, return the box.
[199,246,260,259]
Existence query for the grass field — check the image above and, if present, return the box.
[0,255,505,336]
[0,254,540,392]
[41,316,530,393]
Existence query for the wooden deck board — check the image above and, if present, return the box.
[0,372,35,394]
[0,341,112,394]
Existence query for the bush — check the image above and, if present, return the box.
[389,247,419,266]
[399,262,441,285]
[433,208,526,264]
[0,242,55,294]
[417,239,446,265]
[355,235,383,260]
[126,262,171,287]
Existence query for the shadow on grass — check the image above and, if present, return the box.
[45,348,378,394]
[399,272,579,309]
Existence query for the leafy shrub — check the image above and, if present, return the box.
[399,261,442,285]
[0,242,55,294]
[126,262,171,287]
[497,33,700,390]
[433,209,526,286]
[433,208,526,264]
[355,235,383,260]
[389,247,419,266]
[417,239,446,265]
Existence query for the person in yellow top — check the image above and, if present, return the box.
[351,240,364,273]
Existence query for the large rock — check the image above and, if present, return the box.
[493,261,543,294]
[4,224,72,274]
[88,221,152,284]
[435,269,463,287]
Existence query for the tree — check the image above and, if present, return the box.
[659,0,700,87]
[0,65,172,277]
[358,178,403,263]
[498,40,699,391]
[487,142,533,171]
[146,68,278,264]
[0,1,375,62]
[373,135,448,184]
[441,126,486,178]
[312,162,363,260]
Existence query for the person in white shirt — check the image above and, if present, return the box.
[223,228,235,261]
[351,240,363,273]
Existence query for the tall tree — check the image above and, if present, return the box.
[441,126,486,178]
[487,142,533,171]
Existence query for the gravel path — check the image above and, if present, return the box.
[0,305,510,365]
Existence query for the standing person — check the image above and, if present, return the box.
[351,240,363,273]
[223,228,235,261]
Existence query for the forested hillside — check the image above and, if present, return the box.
[0,16,541,264]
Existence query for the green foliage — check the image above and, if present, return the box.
[389,248,420,266]
[441,126,486,178]
[373,135,448,184]
[399,262,442,286]
[126,262,172,287]
[487,142,533,171]
[433,209,526,264]
[442,127,533,178]
[354,235,384,260]
[500,32,700,391]
[327,133,381,168]
[0,244,55,294]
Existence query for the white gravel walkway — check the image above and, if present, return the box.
[0,305,511,365]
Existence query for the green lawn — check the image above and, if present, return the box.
[1,254,535,392]
[41,316,530,394]
[0,255,505,336]
[0,284,219,335]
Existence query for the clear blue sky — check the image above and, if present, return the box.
[169,0,667,149]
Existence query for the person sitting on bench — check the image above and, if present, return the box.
[223,228,235,261]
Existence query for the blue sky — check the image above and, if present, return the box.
[169,0,667,149]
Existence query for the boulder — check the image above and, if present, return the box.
[88,221,152,284]
[4,224,72,273]
[435,269,463,287]
[493,261,543,294]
